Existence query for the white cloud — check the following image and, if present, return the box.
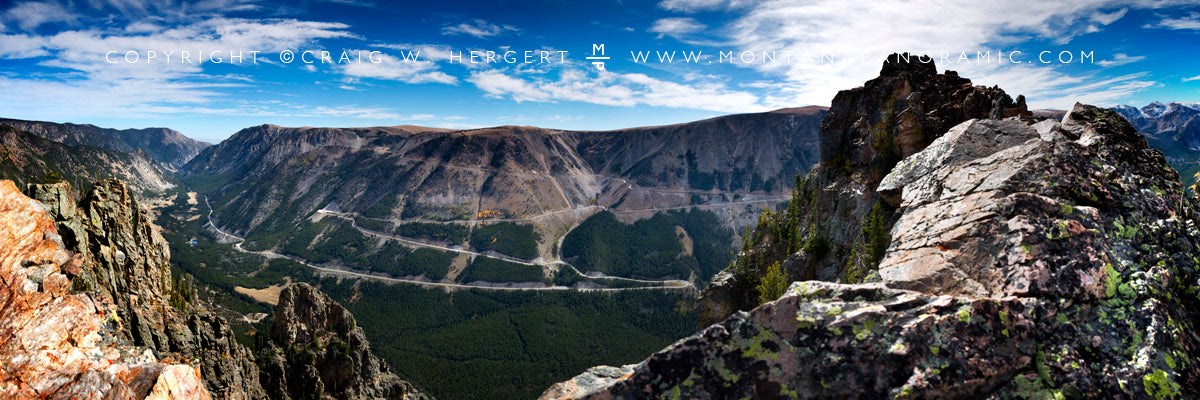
[1091,8,1129,25]
[467,67,768,113]
[545,114,582,122]
[1096,53,1146,67]
[1152,12,1200,30]
[648,17,706,39]
[0,16,358,120]
[441,19,517,39]
[658,0,749,12]
[4,1,78,31]
[339,51,457,84]
[955,63,1156,108]
[79,0,261,21]
[700,0,1188,108]
[0,33,49,58]
[1183,74,1200,82]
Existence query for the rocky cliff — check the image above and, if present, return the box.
[543,104,1200,397]
[27,179,266,399]
[9,178,429,399]
[0,118,210,170]
[256,283,429,400]
[0,179,210,399]
[697,54,1029,325]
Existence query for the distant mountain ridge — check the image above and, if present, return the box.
[1111,101,1200,149]
[0,124,178,193]
[1110,102,1200,190]
[178,108,827,248]
[0,117,210,170]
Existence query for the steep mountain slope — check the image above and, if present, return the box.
[543,95,1199,398]
[0,124,178,194]
[178,109,825,257]
[0,118,210,170]
[697,55,1029,324]
[577,106,826,193]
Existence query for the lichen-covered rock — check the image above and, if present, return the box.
[540,365,635,400]
[258,283,430,400]
[28,180,266,400]
[548,105,1200,398]
[0,179,210,399]
[698,53,1030,326]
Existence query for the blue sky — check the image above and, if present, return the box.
[2,0,1200,142]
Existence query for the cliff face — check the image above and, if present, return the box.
[0,179,209,399]
[543,105,1200,398]
[257,283,429,400]
[697,54,1028,325]
[28,179,266,400]
[9,177,430,400]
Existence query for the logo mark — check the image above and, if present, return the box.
[587,43,610,70]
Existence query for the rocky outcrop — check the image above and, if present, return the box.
[0,179,210,399]
[540,365,635,400]
[697,53,1029,325]
[257,283,429,400]
[28,180,266,400]
[544,104,1200,398]
[19,178,430,400]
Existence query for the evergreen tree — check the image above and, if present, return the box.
[756,261,788,305]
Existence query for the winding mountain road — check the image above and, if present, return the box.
[203,195,695,292]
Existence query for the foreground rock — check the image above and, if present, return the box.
[29,180,266,400]
[257,283,429,400]
[697,53,1029,326]
[0,180,210,399]
[543,105,1199,397]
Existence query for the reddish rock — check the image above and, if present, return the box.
[0,180,211,399]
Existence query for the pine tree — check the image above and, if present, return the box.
[756,261,788,305]
[863,201,889,265]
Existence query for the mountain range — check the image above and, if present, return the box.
[177,107,827,265]
[1111,102,1200,189]
[0,118,209,170]
[0,124,178,194]
[5,54,1200,399]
